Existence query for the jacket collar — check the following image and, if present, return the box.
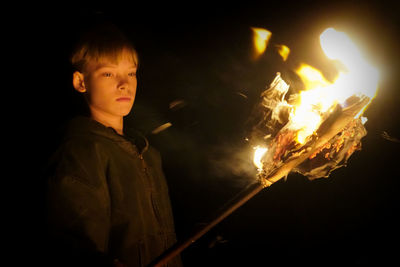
[65,116,149,155]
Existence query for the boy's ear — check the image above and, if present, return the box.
[72,71,87,93]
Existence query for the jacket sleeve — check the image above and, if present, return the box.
[46,140,114,267]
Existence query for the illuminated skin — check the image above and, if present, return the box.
[72,49,137,135]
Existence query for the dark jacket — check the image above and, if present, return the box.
[46,116,182,267]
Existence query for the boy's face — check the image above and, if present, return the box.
[77,49,137,118]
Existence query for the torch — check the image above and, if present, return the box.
[148,27,379,266]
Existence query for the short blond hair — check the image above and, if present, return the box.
[70,23,138,73]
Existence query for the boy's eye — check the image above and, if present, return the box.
[128,72,136,77]
[102,72,113,77]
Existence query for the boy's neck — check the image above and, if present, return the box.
[90,109,124,135]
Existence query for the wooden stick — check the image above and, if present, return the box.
[148,181,268,267]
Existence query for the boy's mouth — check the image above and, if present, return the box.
[116,97,132,102]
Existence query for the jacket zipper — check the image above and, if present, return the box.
[139,154,163,226]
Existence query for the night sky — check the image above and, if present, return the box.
[25,1,400,265]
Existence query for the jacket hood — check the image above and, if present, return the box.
[64,116,149,154]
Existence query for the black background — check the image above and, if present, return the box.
[20,1,400,265]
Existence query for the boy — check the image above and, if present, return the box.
[45,23,182,267]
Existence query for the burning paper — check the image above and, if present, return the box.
[248,28,379,182]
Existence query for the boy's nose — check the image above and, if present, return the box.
[117,79,129,90]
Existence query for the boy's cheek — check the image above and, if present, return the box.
[90,80,114,94]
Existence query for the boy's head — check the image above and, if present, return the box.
[71,23,138,119]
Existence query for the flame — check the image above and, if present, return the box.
[253,146,268,170]
[252,27,379,170]
[290,28,379,144]
[251,27,272,58]
[276,44,290,61]
[292,64,337,143]
[320,28,380,101]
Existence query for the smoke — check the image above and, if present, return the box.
[206,141,259,188]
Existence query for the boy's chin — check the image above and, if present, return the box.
[114,107,133,117]
[117,110,132,117]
